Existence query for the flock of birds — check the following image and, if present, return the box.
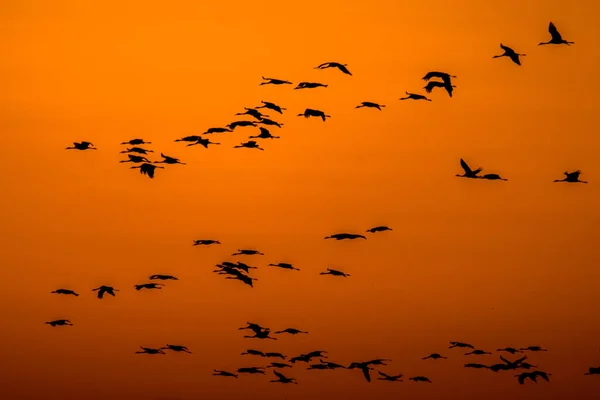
[51,21,600,391]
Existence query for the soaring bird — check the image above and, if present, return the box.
[465,349,492,356]
[174,135,202,143]
[324,233,366,240]
[265,352,286,359]
[275,328,308,335]
[297,108,331,121]
[423,80,456,97]
[241,349,266,357]
[232,249,264,256]
[348,362,374,382]
[356,101,385,110]
[149,274,178,281]
[480,173,507,181]
[227,120,257,130]
[188,138,220,148]
[213,369,238,378]
[270,370,297,384]
[399,92,431,101]
[135,347,166,355]
[260,77,292,85]
[120,147,154,155]
[422,353,447,360]
[249,127,280,139]
[256,101,286,114]
[234,140,264,151]
[120,154,150,163]
[449,341,475,349]
[366,226,392,233]
[320,268,350,278]
[154,153,185,165]
[134,283,164,291]
[92,285,118,299]
[239,322,268,334]
[554,170,587,184]
[497,347,523,354]
[45,319,73,327]
[584,367,600,375]
[51,289,79,296]
[456,158,482,179]
[193,239,220,246]
[237,367,266,374]
[236,107,268,120]
[268,262,299,271]
[314,62,352,76]
[516,370,551,385]
[66,141,96,150]
[409,376,432,383]
[465,363,490,369]
[422,71,457,81]
[538,22,574,46]
[295,82,328,89]
[131,163,163,179]
[257,118,283,128]
[161,344,192,353]
[121,138,151,145]
[244,329,276,340]
[267,362,292,368]
[493,44,526,66]
[203,127,232,134]
[519,346,548,352]
[377,371,403,382]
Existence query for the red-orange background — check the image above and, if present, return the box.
[1,1,600,399]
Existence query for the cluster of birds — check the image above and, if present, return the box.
[55,20,600,392]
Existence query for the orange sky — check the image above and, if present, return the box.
[2,0,600,399]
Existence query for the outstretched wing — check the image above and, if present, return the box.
[460,158,472,174]
[549,22,562,41]
[517,373,527,385]
[361,366,371,382]
[500,43,512,52]
[273,370,285,380]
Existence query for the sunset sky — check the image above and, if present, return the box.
[2,0,600,399]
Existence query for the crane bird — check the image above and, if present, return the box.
[554,170,587,184]
[423,80,456,97]
[314,62,352,75]
[121,138,151,145]
[154,153,185,165]
[320,268,350,277]
[66,141,96,150]
[356,101,385,110]
[256,101,286,114]
[131,163,163,179]
[538,22,574,46]
[45,319,73,327]
[92,285,118,299]
[260,77,292,85]
[295,82,328,89]
[234,140,264,151]
[51,289,79,296]
[399,92,431,101]
[493,44,526,66]
[422,71,457,81]
[456,158,482,179]
[297,108,331,121]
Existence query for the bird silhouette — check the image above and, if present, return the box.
[257,118,284,128]
[320,268,350,277]
[161,344,191,353]
[45,319,73,327]
[260,77,292,85]
[265,352,286,359]
[267,362,292,368]
[539,22,574,46]
[237,367,266,374]
[480,173,507,181]
[307,363,330,370]
[423,80,456,97]
[399,92,431,101]
[154,153,185,165]
[493,44,526,66]
[120,147,154,155]
[348,362,374,382]
[134,283,165,291]
[149,274,178,281]
[256,100,286,114]
[174,135,202,143]
[234,140,264,151]
[203,127,232,134]
[66,141,96,150]
[120,154,150,163]
[241,349,266,357]
[464,363,490,369]
[51,289,79,296]
[193,239,220,246]
[135,346,166,355]
[366,226,392,233]
[239,322,268,334]
[121,138,151,145]
[268,262,299,271]
[554,170,587,183]
[497,347,523,354]
[188,138,220,148]
[377,371,403,382]
[356,101,385,110]
[584,367,600,375]
[456,158,482,179]
[92,285,118,299]
[270,370,297,384]
[409,376,432,383]
[275,328,308,335]
[422,71,457,81]
[465,349,492,356]
[519,346,548,352]
[232,249,264,256]
[249,127,280,139]
[130,163,163,179]
[314,62,352,75]
[236,107,268,120]
[244,329,276,340]
[449,341,475,349]
[227,120,257,130]
[516,370,551,384]
[294,82,328,89]
[213,369,238,378]
[324,233,366,240]
[422,353,447,360]
[319,360,345,369]
[297,108,331,121]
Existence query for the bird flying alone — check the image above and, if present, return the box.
[324,233,366,240]
[260,76,292,85]
[356,101,385,110]
[314,62,352,76]
[554,170,587,183]
[320,268,350,278]
[66,141,96,150]
[539,22,574,46]
[493,44,526,66]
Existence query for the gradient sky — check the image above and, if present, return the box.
[2,0,600,399]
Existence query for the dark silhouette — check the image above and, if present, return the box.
[121,147,154,155]
[203,127,232,134]
[234,140,264,151]
[314,62,352,76]
[584,367,600,375]
[175,135,202,143]
[260,77,292,86]
[131,163,163,179]
[518,362,539,370]
[400,92,431,101]
[161,345,191,353]
[227,120,257,130]
[295,82,328,89]
[320,268,350,277]
[516,370,551,384]
[256,101,286,114]
[193,239,220,246]
[135,347,166,355]
[265,352,286,359]
[249,127,280,139]
[188,138,220,148]
[236,107,268,120]
[268,262,299,271]
[92,285,118,299]
[449,341,475,349]
[244,328,276,340]
[149,274,178,281]
[307,363,330,370]
[320,360,345,369]
[45,319,73,327]
[51,289,79,296]
[493,44,526,66]
[66,141,96,150]
[225,273,257,288]
[241,349,266,357]
[554,170,587,183]
[422,353,447,360]
[239,322,268,334]
[324,233,366,240]
[275,328,308,335]
[422,71,457,81]
[356,101,385,110]
[519,346,548,352]
[348,362,374,382]
[237,367,265,374]
[497,347,523,354]
[154,153,185,165]
[456,158,482,179]
[480,173,507,181]
[377,371,403,382]
[423,80,456,97]
[213,370,238,378]
[257,117,283,128]
[465,349,492,356]
[232,249,264,256]
[270,370,297,384]
[120,154,150,163]
[409,376,432,383]
[539,22,574,46]
[465,363,490,369]
[297,108,331,121]
[267,362,292,368]
[366,226,392,233]
[134,283,164,291]
[121,138,151,145]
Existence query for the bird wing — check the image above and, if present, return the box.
[500,43,512,52]
[510,53,521,65]
[362,366,371,382]
[517,373,527,385]
[549,22,562,40]
[338,65,352,75]
[460,158,473,174]
[377,371,389,378]
[273,370,285,380]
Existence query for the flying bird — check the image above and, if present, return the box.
[538,22,574,46]
[297,108,331,121]
[366,226,392,233]
[465,363,490,369]
[422,71,457,81]
[356,101,385,110]
[295,82,328,89]
[203,127,232,134]
[275,328,308,335]
[268,262,299,271]
[232,249,264,256]
[256,101,286,114]
[131,163,163,179]
[161,345,191,353]
[227,120,257,130]
[149,275,178,281]
[493,44,526,66]
[519,346,548,352]
[348,362,374,382]
[324,233,366,240]
[241,349,266,357]
[120,147,154,155]
[188,138,220,148]
[236,107,268,120]
[45,319,73,327]
[449,341,475,349]
[465,350,492,356]
[320,268,350,277]
[213,370,238,378]
[270,370,297,384]
[135,347,166,355]
[584,367,600,375]
[377,371,403,382]
[423,80,456,97]
[480,173,507,181]
[51,289,79,296]
[456,158,482,179]
[66,141,96,150]
[516,370,551,385]
[314,62,352,75]
[193,239,220,246]
[497,347,523,354]
[234,140,264,151]
[257,118,283,128]
[249,127,280,139]
[120,154,150,163]
[409,376,432,383]
[422,353,447,360]
[399,92,431,101]
[260,77,292,85]
[134,283,165,291]
[174,135,202,143]
[154,153,185,165]
[121,138,151,145]
[237,367,266,374]
[554,170,587,183]
[92,285,118,299]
